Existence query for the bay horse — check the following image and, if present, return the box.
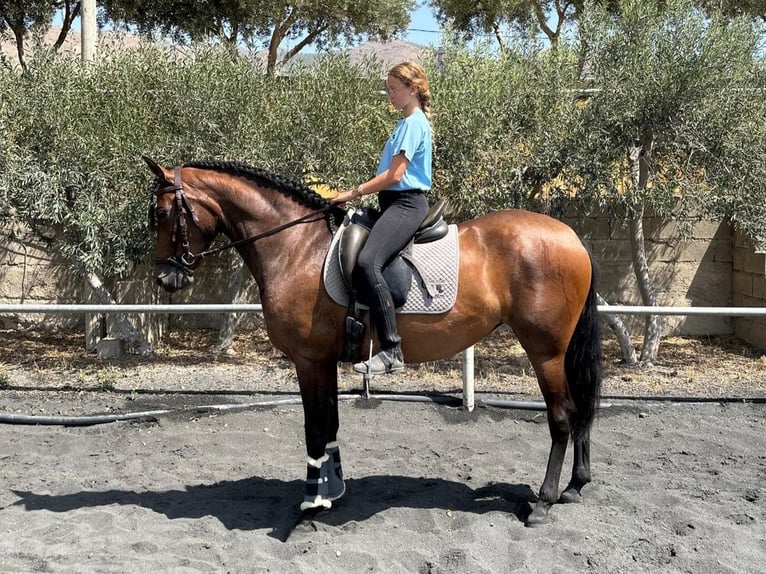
[144,157,602,527]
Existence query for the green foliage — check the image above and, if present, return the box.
[0,1,81,69]
[702,63,766,246]
[0,47,388,282]
[430,0,763,52]
[430,0,766,246]
[567,0,766,242]
[429,38,581,215]
[101,0,412,45]
[0,45,386,277]
[695,0,766,21]
[101,0,414,73]
[0,0,58,34]
[254,54,392,183]
[1,0,764,288]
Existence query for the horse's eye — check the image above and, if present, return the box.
[155,208,169,223]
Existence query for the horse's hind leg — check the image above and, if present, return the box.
[560,428,591,504]
[526,357,574,527]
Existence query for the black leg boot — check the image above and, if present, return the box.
[353,284,404,375]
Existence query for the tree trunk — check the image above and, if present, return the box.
[85,271,153,356]
[597,293,638,365]
[628,135,661,365]
[11,24,27,71]
[53,0,81,50]
[267,7,298,75]
[531,0,562,49]
[491,22,507,52]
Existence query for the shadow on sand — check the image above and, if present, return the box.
[12,474,537,542]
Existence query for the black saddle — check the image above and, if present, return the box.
[338,199,448,308]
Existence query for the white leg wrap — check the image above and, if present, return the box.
[300,496,333,511]
[302,453,333,511]
[306,453,329,469]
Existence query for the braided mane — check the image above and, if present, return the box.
[183,160,344,231]
[183,160,332,209]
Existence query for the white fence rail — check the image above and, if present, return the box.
[597,305,766,316]
[3,303,765,315]
[0,304,263,314]
[2,304,765,412]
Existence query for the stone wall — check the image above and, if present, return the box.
[2,216,765,349]
[563,213,735,336]
[732,231,766,349]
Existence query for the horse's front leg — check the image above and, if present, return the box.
[296,359,346,511]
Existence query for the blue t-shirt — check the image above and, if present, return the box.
[376,108,432,191]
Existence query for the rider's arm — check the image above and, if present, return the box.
[334,152,409,204]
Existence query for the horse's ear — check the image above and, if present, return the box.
[142,155,172,183]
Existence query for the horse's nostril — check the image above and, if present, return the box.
[155,277,163,287]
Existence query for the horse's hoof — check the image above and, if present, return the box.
[525,504,553,527]
[559,488,583,504]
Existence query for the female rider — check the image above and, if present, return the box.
[334,61,433,375]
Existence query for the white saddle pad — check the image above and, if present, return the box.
[322,215,459,314]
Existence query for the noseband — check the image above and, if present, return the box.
[154,167,336,273]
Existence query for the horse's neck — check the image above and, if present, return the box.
[217,185,331,294]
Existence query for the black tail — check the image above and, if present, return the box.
[564,252,603,442]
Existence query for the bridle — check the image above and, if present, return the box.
[154,167,336,273]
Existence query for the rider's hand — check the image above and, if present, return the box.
[333,188,362,205]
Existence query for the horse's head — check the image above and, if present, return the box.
[143,156,218,293]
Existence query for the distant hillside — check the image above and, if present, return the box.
[1,26,142,65]
[1,26,427,73]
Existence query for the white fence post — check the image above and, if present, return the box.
[462,346,475,411]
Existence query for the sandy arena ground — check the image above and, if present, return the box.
[0,329,764,573]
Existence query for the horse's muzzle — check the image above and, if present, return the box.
[155,263,194,292]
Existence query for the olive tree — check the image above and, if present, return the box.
[422,33,585,216]
[429,0,764,53]
[0,0,80,70]
[101,0,414,75]
[562,0,766,364]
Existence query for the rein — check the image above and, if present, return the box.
[155,167,335,271]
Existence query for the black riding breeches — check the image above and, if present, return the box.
[353,189,429,297]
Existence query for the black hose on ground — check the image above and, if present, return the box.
[0,392,761,426]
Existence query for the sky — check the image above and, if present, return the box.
[405,3,442,47]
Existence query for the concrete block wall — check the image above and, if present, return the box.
[732,231,766,350]
[0,226,83,330]
[0,225,261,335]
[4,216,766,349]
[145,255,262,331]
[564,213,735,337]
